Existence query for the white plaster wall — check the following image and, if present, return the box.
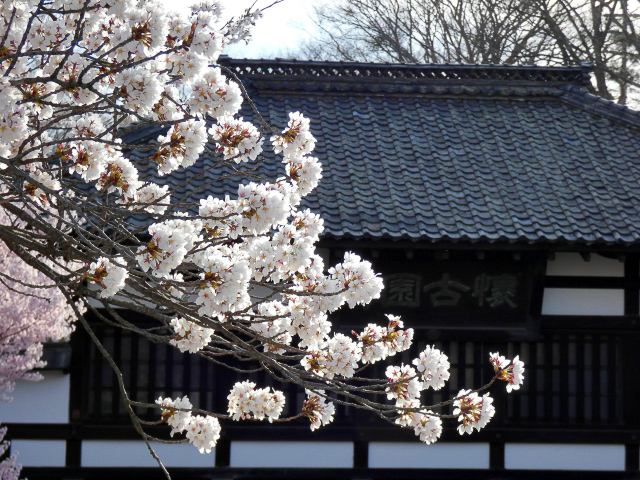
[10,440,66,467]
[546,253,623,277]
[368,443,490,469]
[505,444,625,471]
[82,440,215,467]
[230,441,353,468]
[541,288,624,315]
[0,371,69,423]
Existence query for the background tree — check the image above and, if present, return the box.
[0,208,76,402]
[295,0,640,104]
[0,1,523,476]
[0,424,22,480]
[0,206,78,480]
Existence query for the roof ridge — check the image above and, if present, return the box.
[221,57,593,87]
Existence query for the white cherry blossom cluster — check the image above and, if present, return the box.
[157,396,193,434]
[490,352,525,392]
[186,415,222,454]
[190,1,224,19]
[187,9,224,59]
[192,245,251,316]
[166,49,209,79]
[151,85,183,122]
[156,396,221,454]
[209,116,263,163]
[412,345,451,390]
[301,333,362,379]
[96,156,140,203]
[236,182,290,234]
[269,113,322,197]
[169,317,214,354]
[385,364,422,407]
[227,381,285,423]
[453,390,496,435]
[109,4,168,61]
[284,154,323,197]
[199,194,239,240]
[154,120,208,175]
[188,68,243,119]
[64,139,122,184]
[328,253,384,308]
[410,412,443,445]
[271,224,316,277]
[292,209,325,244]
[287,297,332,349]
[136,184,170,214]
[271,112,316,157]
[136,219,202,278]
[114,66,167,117]
[24,170,61,206]
[86,257,128,298]
[302,390,335,431]
[0,79,28,156]
[357,314,414,364]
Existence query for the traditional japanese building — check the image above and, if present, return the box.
[4,58,640,479]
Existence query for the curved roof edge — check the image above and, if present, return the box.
[560,85,640,130]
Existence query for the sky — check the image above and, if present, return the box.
[161,0,326,59]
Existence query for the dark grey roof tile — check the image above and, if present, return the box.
[126,60,640,245]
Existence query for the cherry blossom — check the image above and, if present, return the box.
[357,314,414,364]
[453,389,496,434]
[490,352,525,392]
[0,424,20,480]
[0,207,76,401]
[170,317,214,354]
[411,412,443,445]
[157,396,193,435]
[412,345,450,390]
[329,252,384,308]
[386,364,422,407]
[135,184,171,214]
[86,257,128,298]
[227,381,285,423]
[154,120,208,175]
[157,396,221,453]
[185,415,221,454]
[96,156,140,202]
[188,68,243,119]
[301,333,362,379]
[271,112,316,157]
[302,390,335,431]
[284,154,323,197]
[1,206,77,479]
[209,116,263,163]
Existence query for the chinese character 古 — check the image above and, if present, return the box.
[423,273,470,307]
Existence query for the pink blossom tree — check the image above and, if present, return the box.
[0,208,76,401]
[0,206,77,478]
[0,424,22,480]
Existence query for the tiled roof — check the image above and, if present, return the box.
[129,58,640,246]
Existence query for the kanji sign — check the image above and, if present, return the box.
[336,251,544,335]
